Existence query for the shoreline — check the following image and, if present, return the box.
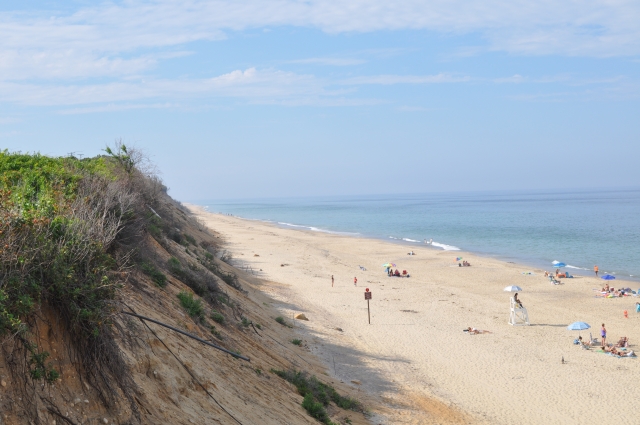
[200,206,636,284]
[187,204,640,425]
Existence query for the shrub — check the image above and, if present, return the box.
[241,317,250,327]
[184,233,196,245]
[140,262,167,288]
[255,323,262,330]
[219,250,233,264]
[177,291,204,320]
[301,393,331,424]
[271,369,362,415]
[168,257,182,276]
[275,316,286,326]
[291,339,302,346]
[209,325,222,340]
[0,148,154,411]
[146,214,162,238]
[210,311,225,324]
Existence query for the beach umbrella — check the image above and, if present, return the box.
[552,261,567,268]
[503,285,523,292]
[601,274,616,280]
[567,321,591,338]
[382,263,396,268]
[456,257,463,261]
[567,321,590,331]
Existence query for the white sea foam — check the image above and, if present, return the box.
[566,265,588,270]
[432,241,461,251]
[402,238,421,243]
[277,222,358,235]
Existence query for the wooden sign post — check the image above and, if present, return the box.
[364,288,372,324]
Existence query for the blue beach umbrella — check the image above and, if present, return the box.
[601,274,616,281]
[567,321,591,338]
[552,261,567,268]
[567,321,590,331]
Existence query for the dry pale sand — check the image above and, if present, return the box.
[187,205,640,425]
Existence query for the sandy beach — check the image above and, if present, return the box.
[187,205,640,425]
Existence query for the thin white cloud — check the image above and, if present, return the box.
[0,68,341,107]
[56,103,179,115]
[494,74,527,84]
[342,73,469,85]
[0,0,638,85]
[493,74,624,85]
[0,1,637,108]
[288,57,366,66]
[0,116,20,125]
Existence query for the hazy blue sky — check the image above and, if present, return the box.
[1,1,639,200]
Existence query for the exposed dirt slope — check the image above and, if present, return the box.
[0,193,373,425]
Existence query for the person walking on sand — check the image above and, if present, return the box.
[331,275,334,287]
[594,265,599,277]
[354,277,357,286]
[601,323,607,347]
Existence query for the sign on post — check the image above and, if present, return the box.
[365,288,372,324]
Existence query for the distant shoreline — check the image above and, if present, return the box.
[196,204,637,285]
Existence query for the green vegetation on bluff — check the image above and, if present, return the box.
[271,369,363,424]
[0,145,150,413]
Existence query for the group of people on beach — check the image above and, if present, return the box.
[387,268,408,277]
[575,324,635,356]
[599,283,634,297]
[458,261,471,267]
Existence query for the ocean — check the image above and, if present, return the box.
[195,188,640,282]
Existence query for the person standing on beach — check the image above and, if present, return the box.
[594,265,599,277]
[601,323,607,347]
[331,275,334,287]
[354,277,357,286]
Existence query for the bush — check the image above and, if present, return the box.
[210,311,225,324]
[177,291,204,320]
[209,325,222,340]
[219,250,233,264]
[302,393,331,424]
[184,233,196,245]
[241,317,250,327]
[291,339,302,346]
[168,257,182,276]
[0,148,147,409]
[271,369,362,415]
[140,261,167,287]
[275,316,286,326]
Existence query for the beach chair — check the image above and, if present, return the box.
[549,276,562,285]
[590,332,598,345]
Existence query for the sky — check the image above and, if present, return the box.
[1,0,639,201]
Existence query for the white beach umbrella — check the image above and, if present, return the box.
[503,285,523,292]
